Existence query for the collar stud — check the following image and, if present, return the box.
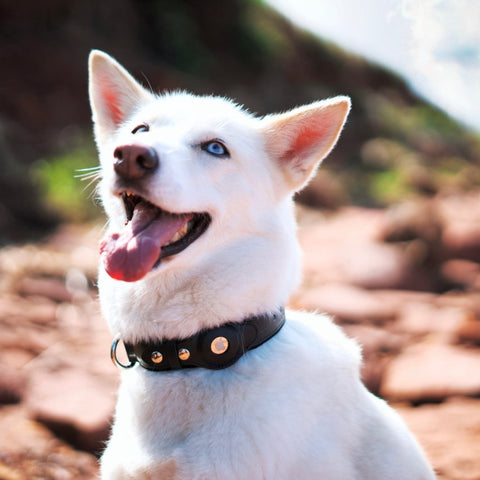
[211,336,229,355]
[151,351,163,364]
[178,348,191,361]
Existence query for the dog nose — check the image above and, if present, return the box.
[113,145,159,180]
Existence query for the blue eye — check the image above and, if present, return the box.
[201,140,229,157]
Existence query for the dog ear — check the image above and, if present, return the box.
[261,97,350,192]
[88,50,152,143]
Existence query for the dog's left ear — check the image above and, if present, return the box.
[261,96,350,192]
[88,50,153,144]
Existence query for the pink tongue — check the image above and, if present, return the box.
[100,203,192,282]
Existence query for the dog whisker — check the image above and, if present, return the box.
[75,166,103,180]
[77,169,102,201]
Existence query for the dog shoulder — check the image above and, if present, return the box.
[285,309,362,369]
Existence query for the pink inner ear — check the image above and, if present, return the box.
[293,125,326,158]
[101,83,124,126]
[280,123,327,163]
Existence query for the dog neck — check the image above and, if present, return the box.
[111,308,286,371]
[99,208,301,343]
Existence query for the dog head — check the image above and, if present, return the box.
[89,50,349,334]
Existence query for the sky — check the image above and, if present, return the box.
[265,0,480,132]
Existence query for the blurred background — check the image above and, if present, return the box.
[0,1,479,479]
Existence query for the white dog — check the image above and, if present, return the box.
[88,50,435,479]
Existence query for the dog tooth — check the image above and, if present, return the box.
[165,220,193,246]
[170,232,182,243]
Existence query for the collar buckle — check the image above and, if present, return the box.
[111,334,137,369]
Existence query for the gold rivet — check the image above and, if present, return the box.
[178,348,190,361]
[211,336,229,355]
[151,351,163,364]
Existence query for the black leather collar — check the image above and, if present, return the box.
[111,308,285,371]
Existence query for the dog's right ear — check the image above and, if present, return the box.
[88,50,152,144]
[260,97,350,193]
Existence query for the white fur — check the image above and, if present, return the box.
[89,50,435,479]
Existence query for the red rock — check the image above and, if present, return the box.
[342,324,404,356]
[456,315,480,346]
[380,200,442,247]
[0,462,23,480]
[0,319,59,356]
[381,343,480,402]
[438,192,480,263]
[436,291,480,317]
[397,397,480,480]
[296,283,397,324]
[339,242,437,290]
[297,206,386,286]
[17,276,72,303]
[26,367,115,455]
[0,295,57,325]
[296,169,349,209]
[394,302,468,341]
[0,405,99,479]
[360,356,390,397]
[342,324,405,395]
[0,349,34,370]
[297,206,437,290]
[0,367,27,405]
[442,224,480,262]
[440,259,480,291]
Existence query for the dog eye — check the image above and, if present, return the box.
[201,140,230,157]
[131,124,149,134]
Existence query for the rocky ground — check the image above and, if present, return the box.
[1,192,480,479]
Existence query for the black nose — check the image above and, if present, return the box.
[113,145,159,180]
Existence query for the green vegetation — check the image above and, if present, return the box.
[31,139,101,223]
[350,92,480,206]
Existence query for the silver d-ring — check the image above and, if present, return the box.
[111,334,137,369]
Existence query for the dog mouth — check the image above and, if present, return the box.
[99,191,211,282]
[122,192,211,257]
